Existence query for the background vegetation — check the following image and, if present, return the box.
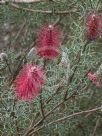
[0,0,102,136]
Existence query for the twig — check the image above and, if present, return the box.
[63,41,89,100]
[89,0,94,9]
[30,106,102,135]
[24,82,89,136]
[15,119,20,136]
[53,16,62,26]
[0,0,44,4]
[33,88,78,128]
[92,118,100,136]
[4,58,12,75]
[23,89,78,136]
[56,1,78,21]
[45,79,64,104]
[63,66,78,100]
[76,122,86,136]
[39,89,45,118]
[10,3,77,15]
[96,0,101,10]
[49,107,101,125]
[82,40,89,53]
[9,41,34,85]
[29,106,102,135]
[0,65,7,72]
[39,60,47,118]
[11,20,26,46]
[0,98,8,112]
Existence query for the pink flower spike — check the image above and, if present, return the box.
[87,71,101,87]
[13,64,45,101]
[85,12,102,40]
[36,24,62,59]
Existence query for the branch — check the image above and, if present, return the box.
[9,41,34,86]
[29,106,102,135]
[50,107,102,124]
[23,92,77,136]
[63,41,89,100]
[3,57,13,75]
[23,86,80,136]
[39,89,45,118]
[10,3,77,14]
[0,0,44,4]
[92,118,100,136]
[15,119,20,136]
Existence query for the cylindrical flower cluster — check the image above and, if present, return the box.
[14,64,45,101]
[87,71,101,87]
[85,12,102,40]
[36,24,62,59]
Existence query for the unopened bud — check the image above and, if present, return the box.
[27,47,36,61]
[0,52,8,61]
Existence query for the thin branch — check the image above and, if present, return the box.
[76,122,86,136]
[23,89,78,136]
[15,119,20,136]
[10,3,77,15]
[89,0,94,9]
[49,107,102,125]
[53,15,62,26]
[9,41,34,85]
[0,98,8,112]
[96,0,101,10]
[45,79,64,104]
[24,83,90,136]
[29,106,102,135]
[63,41,89,100]
[39,89,45,118]
[92,118,100,136]
[4,58,12,75]
[39,60,48,118]
[34,88,78,128]
[0,0,44,4]
[11,20,26,46]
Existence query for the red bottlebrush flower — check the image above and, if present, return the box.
[87,71,101,87]
[13,64,45,101]
[85,12,102,40]
[36,24,62,59]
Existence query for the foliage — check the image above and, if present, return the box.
[0,0,102,136]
